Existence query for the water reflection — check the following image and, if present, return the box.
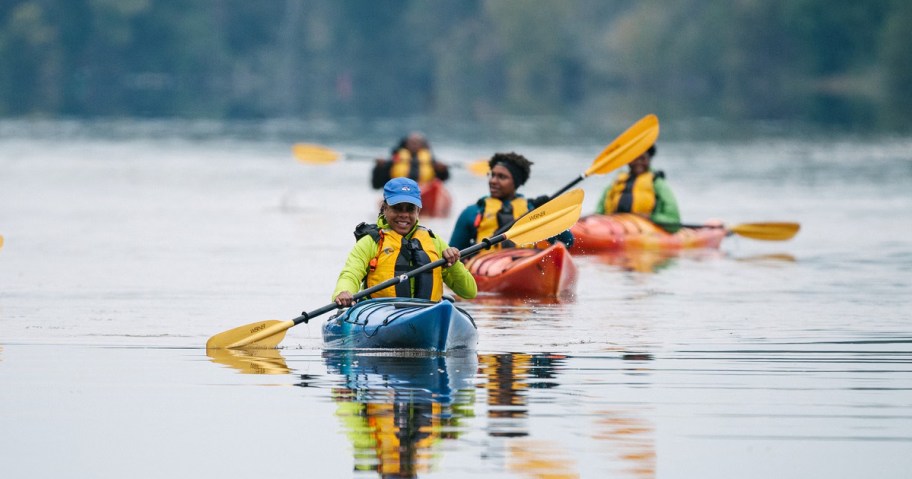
[206,347,291,374]
[593,409,656,478]
[477,353,658,479]
[469,295,571,306]
[589,249,727,273]
[734,252,798,264]
[478,353,588,478]
[320,351,477,478]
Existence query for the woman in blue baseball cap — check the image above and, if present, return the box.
[332,177,476,307]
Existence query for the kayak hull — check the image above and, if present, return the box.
[464,242,577,298]
[569,213,726,254]
[420,179,452,217]
[322,298,477,351]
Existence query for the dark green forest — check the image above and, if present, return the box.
[2,0,910,130]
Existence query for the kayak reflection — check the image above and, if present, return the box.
[479,353,657,478]
[590,249,793,273]
[590,248,726,273]
[322,350,477,478]
[479,352,566,438]
[478,353,585,477]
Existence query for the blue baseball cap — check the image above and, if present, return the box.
[383,177,423,208]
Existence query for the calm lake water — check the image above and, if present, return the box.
[1,119,911,478]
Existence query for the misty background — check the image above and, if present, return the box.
[2,0,911,136]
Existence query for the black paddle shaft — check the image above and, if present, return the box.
[551,175,585,200]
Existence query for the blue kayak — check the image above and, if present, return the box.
[322,297,478,351]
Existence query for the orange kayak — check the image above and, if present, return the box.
[464,242,578,298]
[419,179,452,217]
[569,213,725,254]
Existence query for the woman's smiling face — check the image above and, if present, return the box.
[384,202,419,235]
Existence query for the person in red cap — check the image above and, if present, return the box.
[333,177,476,307]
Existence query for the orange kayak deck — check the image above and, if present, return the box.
[569,213,725,254]
[464,242,578,298]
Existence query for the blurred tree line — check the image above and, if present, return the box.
[1,0,910,129]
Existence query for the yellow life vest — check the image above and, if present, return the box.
[389,148,436,184]
[365,226,444,300]
[604,171,657,215]
[474,197,535,252]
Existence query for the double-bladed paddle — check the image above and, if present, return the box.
[291,143,490,176]
[654,221,801,241]
[549,114,659,200]
[489,114,659,239]
[206,188,585,350]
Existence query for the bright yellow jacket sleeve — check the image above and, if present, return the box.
[331,236,378,301]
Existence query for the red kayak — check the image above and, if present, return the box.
[569,213,725,254]
[464,242,577,299]
[419,179,452,217]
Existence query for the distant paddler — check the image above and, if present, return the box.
[371,131,451,189]
[595,143,682,232]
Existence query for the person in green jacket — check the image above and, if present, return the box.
[333,177,477,307]
[595,144,681,232]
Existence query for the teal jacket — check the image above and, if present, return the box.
[332,217,477,301]
[449,195,575,250]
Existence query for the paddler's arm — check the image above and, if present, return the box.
[550,229,575,248]
[434,236,477,300]
[650,177,681,233]
[528,198,575,248]
[448,203,481,250]
[332,236,378,305]
[595,183,611,214]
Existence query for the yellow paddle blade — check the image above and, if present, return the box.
[291,143,341,164]
[729,222,800,241]
[466,158,490,176]
[206,319,292,349]
[585,114,660,177]
[505,189,584,246]
[207,348,291,374]
[0,234,4,249]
